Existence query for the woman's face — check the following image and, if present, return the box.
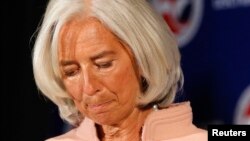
[59,18,141,125]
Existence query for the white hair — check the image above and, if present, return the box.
[32,0,183,126]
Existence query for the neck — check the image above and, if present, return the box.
[96,108,152,141]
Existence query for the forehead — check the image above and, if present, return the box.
[59,18,122,56]
[59,17,115,47]
[58,18,136,60]
[58,17,139,73]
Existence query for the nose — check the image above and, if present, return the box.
[82,69,99,96]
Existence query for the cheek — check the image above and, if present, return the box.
[74,100,86,114]
[63,79,82,100]
[108,64,139,96]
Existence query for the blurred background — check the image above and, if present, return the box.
[1,0,250,140]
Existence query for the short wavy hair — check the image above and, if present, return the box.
[32,0,183,126]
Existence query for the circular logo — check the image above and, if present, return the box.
[234,85,250,124]
[149,0,204,48]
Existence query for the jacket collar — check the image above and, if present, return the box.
[142,102,195,141]
[75,102,194,141]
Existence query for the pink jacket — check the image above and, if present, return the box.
[46,102,207,141]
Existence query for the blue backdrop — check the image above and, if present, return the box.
[149,0,250,126]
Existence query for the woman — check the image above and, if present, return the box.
[32,0,207,140]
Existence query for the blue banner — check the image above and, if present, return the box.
[149,0,250,126]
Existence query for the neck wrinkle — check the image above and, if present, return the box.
[98,108,152,141]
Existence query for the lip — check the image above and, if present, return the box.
[87,100,113,113]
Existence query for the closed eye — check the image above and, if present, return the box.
[61,65,80,77]
[95,61,113,69]
[63,69,80,77]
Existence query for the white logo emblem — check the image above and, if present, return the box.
[150,0,204,48]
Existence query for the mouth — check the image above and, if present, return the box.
[87,100,113,113]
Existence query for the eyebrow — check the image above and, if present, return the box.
[60,50,115,66]
[60,60,77,66]
[90,50,115,61]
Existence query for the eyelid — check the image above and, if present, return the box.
[61,65,80,77]
[95,60,114,69]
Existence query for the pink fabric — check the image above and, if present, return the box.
[46,102,207,141]
[141,102,207,141]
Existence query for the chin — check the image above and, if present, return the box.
[92,114,118,126]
